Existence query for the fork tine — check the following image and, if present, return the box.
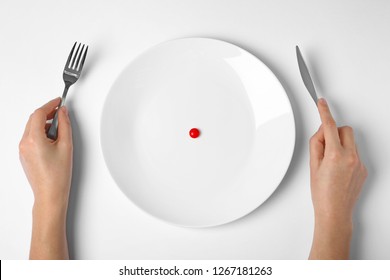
[78,45,88,72]
[75,44,85,71]
[71,43,81,69]
[65,42,77,68]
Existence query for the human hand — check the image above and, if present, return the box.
[309,98,367,259]
[310,98,367,224]
[19,97,73,259]
[19,97,73,208]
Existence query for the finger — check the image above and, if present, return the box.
[317,98,341,149]
[46,107,58,120]
[310,125,325,168]
[57,106,73,144]
[30,98,61,137]
[338,126,356,150]
[40,97,61,115]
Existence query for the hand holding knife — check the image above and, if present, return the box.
[296,45,368,259]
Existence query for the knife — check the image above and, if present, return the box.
[296,45,318,105]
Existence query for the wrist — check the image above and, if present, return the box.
[32,184,70,213]
[314,213,353,247]
[30,198,69,260]
[310,214,353,260]
[32,198,68,222]
[315,216,353,234]
[314,208,353,227]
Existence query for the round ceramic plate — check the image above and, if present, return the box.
[101,38,295,227]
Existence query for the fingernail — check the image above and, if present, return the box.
[62,106,68,116]
[318,98,327,105]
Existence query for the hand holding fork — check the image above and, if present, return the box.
[18,41,88,259]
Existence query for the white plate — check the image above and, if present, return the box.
[101,38,295,227]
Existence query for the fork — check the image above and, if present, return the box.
[47,42,88,140]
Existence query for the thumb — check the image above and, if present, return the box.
[57,106,73,145]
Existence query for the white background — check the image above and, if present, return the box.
[0,0,389,259]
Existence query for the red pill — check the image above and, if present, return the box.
[189,128,200,138]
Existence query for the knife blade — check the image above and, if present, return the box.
[296,45,318,105]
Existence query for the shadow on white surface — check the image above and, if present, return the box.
[66,99,85,259]
[65,44,101,259]
[350,128,376,259]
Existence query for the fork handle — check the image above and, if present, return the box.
[47,85,70,140]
